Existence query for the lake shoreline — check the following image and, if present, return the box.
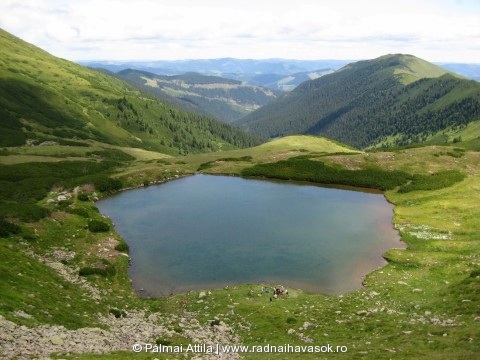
[97,174,405,298]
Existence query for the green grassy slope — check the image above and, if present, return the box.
[0,28,260,154]
[236,54,480,149]
[0,133,479,359]
[182,135,359,175]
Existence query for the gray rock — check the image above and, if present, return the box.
[50,336,64,345]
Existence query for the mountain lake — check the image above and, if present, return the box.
[96,174,403,296]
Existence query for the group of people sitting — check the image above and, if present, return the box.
[270,286,288,301]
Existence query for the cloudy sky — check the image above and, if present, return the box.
[1,0,479,62]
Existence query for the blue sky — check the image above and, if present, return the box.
[0,0,479,62]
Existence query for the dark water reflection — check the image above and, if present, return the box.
[96,174,403,296]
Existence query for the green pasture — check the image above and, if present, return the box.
[0,135,479,359]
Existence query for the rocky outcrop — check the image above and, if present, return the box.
[1,249,241,359]
[0,311,240,359]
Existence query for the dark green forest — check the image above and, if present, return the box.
[237,54,480,149]
[115,69,279,122]
[108,96,261,154]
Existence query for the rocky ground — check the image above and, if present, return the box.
[0,249,241,360]
[0,311,240,359]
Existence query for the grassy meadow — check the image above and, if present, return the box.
[0,135,479,359]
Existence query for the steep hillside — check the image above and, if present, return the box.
[236,54,480,149]
[115,70,280,122]
[0,29,260,154]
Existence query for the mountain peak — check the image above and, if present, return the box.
[237,54,480,149]
[339,53,457,85]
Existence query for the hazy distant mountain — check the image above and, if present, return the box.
[81,58,479,91]
[236,54,480,149]
[115,70,280,122]
[247,69,336,91]
[436,63,480,81]
[80,58,349,75]
[80,58,351,91]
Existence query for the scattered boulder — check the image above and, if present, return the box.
[49,336,64,345]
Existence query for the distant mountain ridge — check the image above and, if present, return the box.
[81,58,479,92]
[81,58,351,91]
[249,69,336,91]
[236,54,480,149]
[115,69,281,122]
[438,63,480,81]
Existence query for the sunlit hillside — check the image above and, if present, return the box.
[0,28,260,154]
[237,54,480,149]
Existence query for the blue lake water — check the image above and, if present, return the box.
[96,174,402,296]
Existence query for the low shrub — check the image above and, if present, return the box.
[109,308,127,318]
[22,233,37,241]
[78,267,96,276]
[94,177,123,193]
[173,326,183,333]
[470,269,480,278]
[79,263,116,277]
[210,319,221,326]
[77,193,90,201]
[67,208,89,218]
[0,202,51,222]
[0,160,119,222]
[156,339,172,346]
[197,161,215,171]
[88,219,110,232]
[114,241,129,253]
[286,317,297,324]
[87,149,135,162]
[217,155,253,162]
[241,156,410,191]
[241,156,465,193]
[398,170,465,193]
[0,218,20,237]
[57,199,73,209]
[446,151,464,158]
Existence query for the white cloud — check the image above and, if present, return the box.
[0,0,479,62]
